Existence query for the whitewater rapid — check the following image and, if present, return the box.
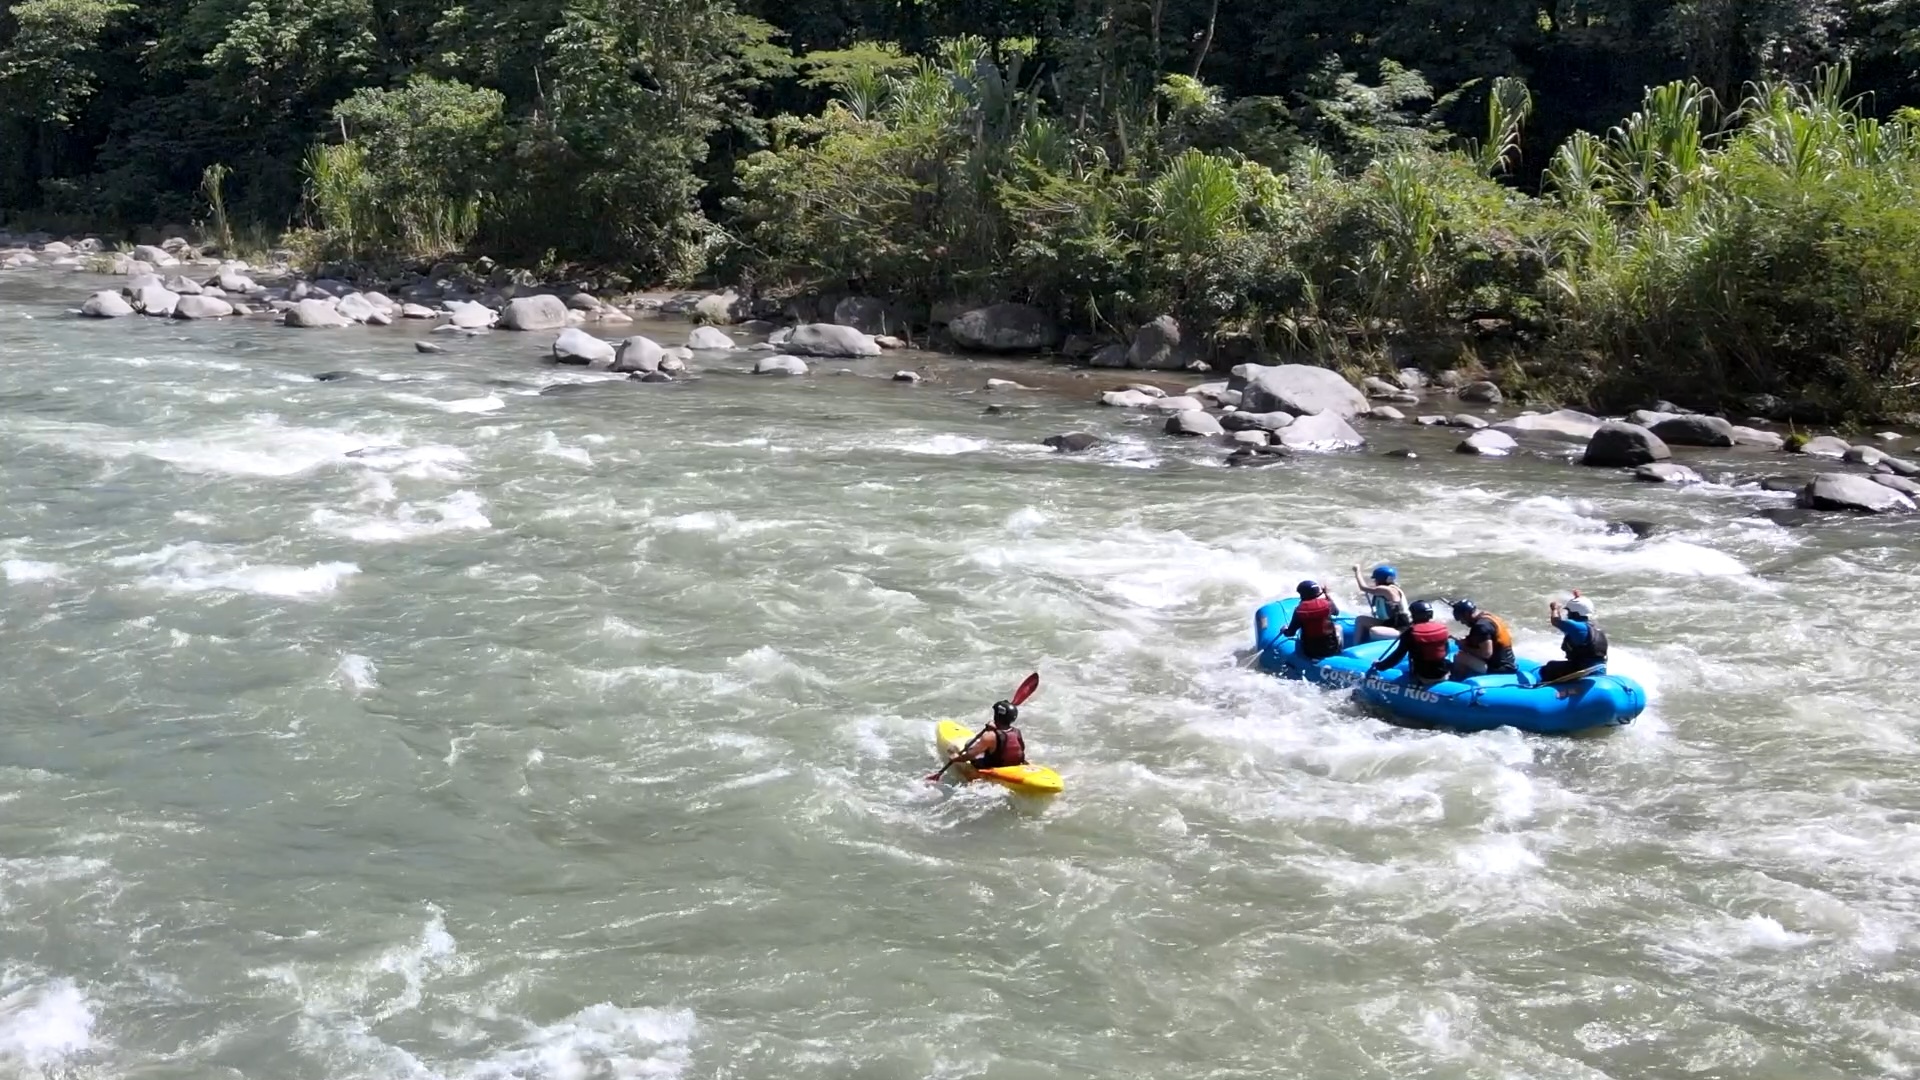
[2,271,1917,1079]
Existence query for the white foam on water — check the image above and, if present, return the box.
[343,444,471,482]
[0,971,95,1073]
[464,1003,697,1080]
[0,559,63,583]
[1004,506,1047,534]
[336,653,379,693]
[385,392,507,414]
[891,433,990,456]
[312,490,492,543]
[536,431,593,467]
[116,542,359,599]
[24,413,369,478]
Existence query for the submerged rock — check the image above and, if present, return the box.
[1635,462,1703,483]
[1043,432,1103,453]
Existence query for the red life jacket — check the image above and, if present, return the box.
[1296,597,1336,638]
[980,727,1025,768]
[1409,621,1451,673]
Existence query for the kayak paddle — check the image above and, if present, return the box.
[926,672,1040,783]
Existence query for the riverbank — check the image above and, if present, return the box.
[7,230,1916,524]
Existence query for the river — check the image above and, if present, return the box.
[2,270,1917,1079]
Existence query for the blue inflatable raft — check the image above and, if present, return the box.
[1252,598,1647,735]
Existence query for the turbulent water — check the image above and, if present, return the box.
[3,271,1919,1080]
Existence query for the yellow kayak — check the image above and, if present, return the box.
[934,720,1064,795]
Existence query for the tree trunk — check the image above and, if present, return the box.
[1191,0,1220,77]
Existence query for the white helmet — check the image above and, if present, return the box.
[1564,594,1596,619]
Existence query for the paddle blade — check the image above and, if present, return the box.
[1010,672,1040,707]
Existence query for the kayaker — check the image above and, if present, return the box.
[1370,600,1452,683]
[1351,564,1412,641]
[1539,592,1609,683]
[1449,599,1518,679]
[1281,580,1344,660]
[969,699,1027,770]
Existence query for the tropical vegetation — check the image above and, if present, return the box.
[4,0,1920,413]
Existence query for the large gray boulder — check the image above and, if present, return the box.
[832,295,907,336]
[161,274,203,296]
[1873,474,1920,497]
[1799,473,1915,513]
[552,328,616,367]
[1100,389,1157,409]
[1232,363,1369,419]
[1164,411,1224,437]
[335,293,380,324]
[1798,435,1851,459]
[134,284,181,317]
[1277,412,1365,451]
[80,290,134,318]
[401,303,437,319]
[284,298,351,328]
[783,323,881,357]
[1582,422,1671,467]
[132,244,178,267]
[754,354,809,376]
[1087,343,1129,369]
[1650,414,1737,447]
[694,291,743,324]
[1494,410,1603,442]
[1220,411,1295,433]
[174,294,234,319]
[612,336,666,373]
[216,271,258,294]
[948,303,1061,353]
[1843,445,1888,468]
[686,326,735,351]
[500,294,570,331]
[1126,315,1189,370]
[1731,425,1785,450]
[1457,430,1518,456]
[39,240,73,255]
[446,300,496,330]
[1458,381,1503,405]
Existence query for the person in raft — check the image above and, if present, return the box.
[1281,580,1344,660]
[1370,601,1452,683]
[1449,599,1519,679]
[970,699,1027,770]
[1539,591,1609,683]
[1351,564,1412,641]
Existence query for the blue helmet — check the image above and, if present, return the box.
[1371,565,1398,584]
[1297,580,1322,599]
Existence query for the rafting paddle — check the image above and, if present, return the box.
[927,672,1040,783]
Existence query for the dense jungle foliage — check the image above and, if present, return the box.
[6,0,1920,411]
